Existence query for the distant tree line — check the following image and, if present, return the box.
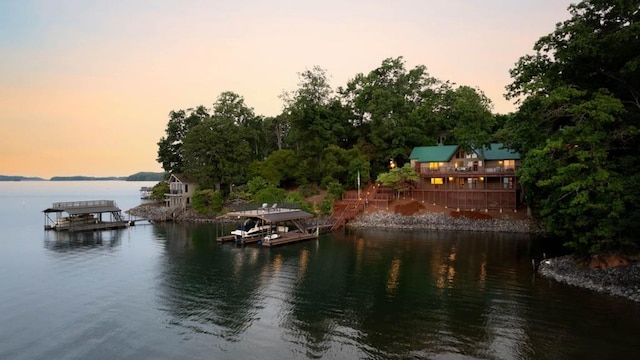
[156,0,640,255]
[0,175,45,181]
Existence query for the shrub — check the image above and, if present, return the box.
[192,189,224,215]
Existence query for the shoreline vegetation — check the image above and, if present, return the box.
[127,201,639,303]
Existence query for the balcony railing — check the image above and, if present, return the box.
[415,183,517,191]
[417,166,518,176]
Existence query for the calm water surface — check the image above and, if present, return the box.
[1,181,639,359]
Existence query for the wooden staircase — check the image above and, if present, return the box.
[329,184,380,231]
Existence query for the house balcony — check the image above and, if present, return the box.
[416,166,518,177]
[165,189,184,197]
[415,182,519,191]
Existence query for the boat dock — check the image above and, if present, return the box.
[217,204,318,247]
[43,200,129,232]
[140,186,153,199]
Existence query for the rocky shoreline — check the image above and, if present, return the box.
[538,256,640,302]
[346,210,541,233]
[127,203,221,223]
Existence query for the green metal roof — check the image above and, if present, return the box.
[475,143,520,160]
[409,145,459,162]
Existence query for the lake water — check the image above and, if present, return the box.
[1,181,639,359]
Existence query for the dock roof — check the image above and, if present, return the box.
[43,200,121,214]
[223,208,314,222]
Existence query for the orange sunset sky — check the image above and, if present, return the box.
[1,0,575,179]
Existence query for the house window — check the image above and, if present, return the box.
[185,184,188,193]
[503,160,515,170]
[503,177,513,189]
[431,178,443,185]
[429,162,439,172]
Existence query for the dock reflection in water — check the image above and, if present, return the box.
[44,229,123,252]
[149,225,640,359]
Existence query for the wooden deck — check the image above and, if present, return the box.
[261,232,318,247]
[47,221,130,232]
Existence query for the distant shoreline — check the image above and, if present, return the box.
[0,172,165,182]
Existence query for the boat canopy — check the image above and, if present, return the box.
[223,209,314,223]
[43,200,121,215]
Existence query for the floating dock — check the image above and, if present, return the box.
[43,200,129,232]
[140,186,153,199]
[217,204,318,246]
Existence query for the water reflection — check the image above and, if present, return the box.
[44,229,123,252]
[149,225,640,359]
[153,223,266,342]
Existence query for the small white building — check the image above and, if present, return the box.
[165,173,196,209]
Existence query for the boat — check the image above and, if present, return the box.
[218,204,318,246]
[230,218,274,243]
[51,213,96,230]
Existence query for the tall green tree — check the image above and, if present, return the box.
[212,91,267,161]
[505,0,640,254]
[263,114,289,152]
[340,57,441,176]
[249,149,299,187]
[156,106,209,173]
[437,85,496,151]
[318,145,370,188]
[181,117,251,191]
[283,66,353,182]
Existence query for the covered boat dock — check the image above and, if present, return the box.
[217,205,318,246]
[43,200,129,232]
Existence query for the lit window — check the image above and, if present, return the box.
[431,178,443,185]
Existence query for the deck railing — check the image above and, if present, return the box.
[52,200,116,209]
[417,166,518,175]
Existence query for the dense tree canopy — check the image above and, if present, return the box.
[181,117,251,191]
[340,57,441,174]
[156,106,209,173]
[504,0,640,254]
[157,57,499,197]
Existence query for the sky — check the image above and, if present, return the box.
[0,0,576,179]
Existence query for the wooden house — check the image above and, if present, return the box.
[408,143,521,211]
[165,173,196,209]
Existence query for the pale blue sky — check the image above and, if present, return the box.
[0,0,576,177]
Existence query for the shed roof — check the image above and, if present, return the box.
[409,145,459,162]
[475,143,520,160]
